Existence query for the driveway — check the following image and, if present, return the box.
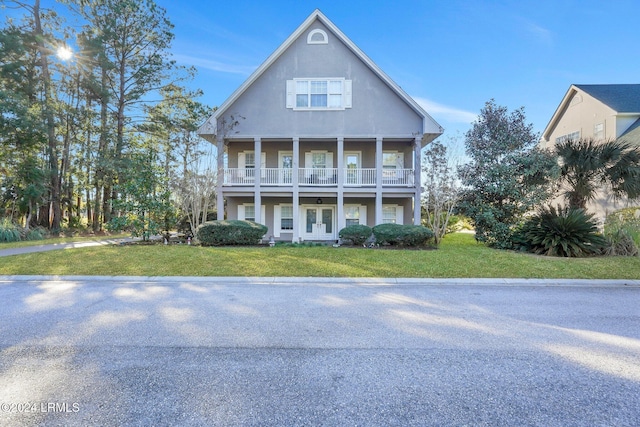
[1,276,639,426]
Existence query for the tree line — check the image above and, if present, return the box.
[0,0,215,238]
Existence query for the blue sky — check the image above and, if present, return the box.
[154,0,639,142]
[5,0,640,144]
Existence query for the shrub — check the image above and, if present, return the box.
[603,208,640,256]
[604,207,640,249]
[516,206,606,257]
[25,227,46,241]
[0,218,22,243]
[604,229,639,257]
[338,224,372,245]
[196,220,268,246]
[372,223,434,247]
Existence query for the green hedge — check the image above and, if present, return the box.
[338,224,373,245]
[196,220,268,246]
[372,223,434,247]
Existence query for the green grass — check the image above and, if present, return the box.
[0,233,638,279]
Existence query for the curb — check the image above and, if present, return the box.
[0,275,639,287]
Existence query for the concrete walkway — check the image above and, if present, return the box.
[0,237,134,257]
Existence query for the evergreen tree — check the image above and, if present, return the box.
[457,100,559,249]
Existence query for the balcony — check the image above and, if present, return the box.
[223,168,414,187]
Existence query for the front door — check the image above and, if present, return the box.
[302,206,335,240]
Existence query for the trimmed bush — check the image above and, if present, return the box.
[338,224,372,245]
[196,220,268,246]
[515,206,606,257]
[0,218,22,243]
[372,223,434,247]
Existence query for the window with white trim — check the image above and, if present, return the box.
[280,205,293,230]
[286,79,352,110]
[345,206,361,227]
[244,204,255,222]
[383,152,402,170]
[382,204,403,224]
[594,123,604,140]
[555,131,580,144]
[382,206,396,224]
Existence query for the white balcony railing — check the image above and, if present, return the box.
[223,168,414,186]
[298,168,338,185]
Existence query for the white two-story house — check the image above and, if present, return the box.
[198,9,443,242]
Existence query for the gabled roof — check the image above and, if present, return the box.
[198,9,442,140]
[575,84,640,113]
[542,84,640,142]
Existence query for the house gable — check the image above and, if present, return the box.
[543,84,640,146]
[198,9,442,145]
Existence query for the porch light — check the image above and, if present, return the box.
[316,198,323,204]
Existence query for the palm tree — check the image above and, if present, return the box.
[555,138,640,210]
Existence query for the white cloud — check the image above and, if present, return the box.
[414,97,477,124]
[525,22,553,46]
[173,53,256,76]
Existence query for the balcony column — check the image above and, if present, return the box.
[292,137,300,243]
[375,137,383,225]
[414,136,422,225]
[254,137,262,224]
[337,137,345,233]
[216,135,225,220]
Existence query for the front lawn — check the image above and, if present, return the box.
[0,233,638,279]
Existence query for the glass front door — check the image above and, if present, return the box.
[302,206,334,240]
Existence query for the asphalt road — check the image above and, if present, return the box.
[1,276,639,426]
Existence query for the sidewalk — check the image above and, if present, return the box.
[0,237,134,257]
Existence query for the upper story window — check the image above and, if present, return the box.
[555,131,580,144]
[307,29,328,44]
[594,123,605,140]
[286,78,352,110]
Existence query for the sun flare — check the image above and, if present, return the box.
[56,46,73,61]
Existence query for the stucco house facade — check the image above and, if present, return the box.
[197,9,443,242]
[541,84,640,219]
[541,84,640,148]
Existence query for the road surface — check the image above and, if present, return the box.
[1,276,639,426]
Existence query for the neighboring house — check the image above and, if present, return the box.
[197,9,443,242]
[541,84,640,148]
[541,84,640,219]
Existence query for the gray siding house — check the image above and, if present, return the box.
[198,9,443,242]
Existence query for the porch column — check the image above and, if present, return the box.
[414,136,422,225]
[254,137,262,224]
[216,135,225,220]
[292,137,300,243]
[375,137,383,225]
[337,137,345,233]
